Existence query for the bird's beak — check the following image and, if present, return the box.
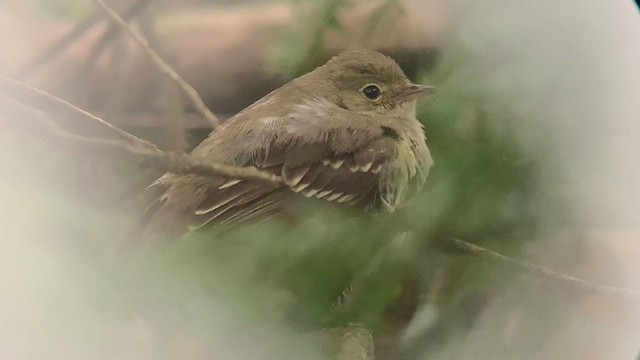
[400,84,437,101]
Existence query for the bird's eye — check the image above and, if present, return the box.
[361,84,381,101]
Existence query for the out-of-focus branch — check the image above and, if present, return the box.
[74,0,154,92]
[0,76,158,151]
[441,237,640,300]
[14,12,103,79]
[92,0,222,130]
[0,92,281,184]
[15,0,152,80]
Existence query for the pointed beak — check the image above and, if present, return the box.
[400,84,437,101]
[409,84,437,96]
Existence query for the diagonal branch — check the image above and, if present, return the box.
[73,0,155,90]
[92,0,222,130]
[14,12,103,80]
[0,76,159,152]
[441,237,640,300]
[15,0,153,80]
[0,94,281,185]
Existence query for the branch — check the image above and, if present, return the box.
[0,93,281,185]
[14,12,103,79]
[15,0,152,80]
[92,0,222,130]
[0,76,159,152]
[441,237,640,300]
[75,0,154,88]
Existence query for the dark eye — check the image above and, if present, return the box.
[361,84,381,100]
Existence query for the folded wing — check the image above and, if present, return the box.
[141,100,399,241]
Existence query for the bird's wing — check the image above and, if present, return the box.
[141,101,400,241]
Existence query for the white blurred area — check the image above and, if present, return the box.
[1,0,640,359]
[414,1,640,359]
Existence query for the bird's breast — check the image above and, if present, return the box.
[376,118,431,212]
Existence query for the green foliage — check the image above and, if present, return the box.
[397,60,543,346]
[151,205,404,330]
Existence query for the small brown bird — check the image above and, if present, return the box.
[143,49,434,239]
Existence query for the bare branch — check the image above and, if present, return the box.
[0,76,159,152]
[442,237,640,300]
[15,0,153,80]
[74,0,154,92]
[92,0,222,130]
[0,93,281,185]
[14,12,103,79]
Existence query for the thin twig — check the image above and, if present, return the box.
[14,11,103,79]
[0,94,281,184]
[72,0,154,95]
[443,237,640,300]
[15,0,152,80]
[0,76,159,152]
[92,0,222,130]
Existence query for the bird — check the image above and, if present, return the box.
[141,49,435,241]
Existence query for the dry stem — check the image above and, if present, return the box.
[0,76,159,151]
[15,0,153,80]
[92,0,221,130]
[444,237,640,300]
[0,92,280,184]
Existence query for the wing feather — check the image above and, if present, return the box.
[142,97,401,241]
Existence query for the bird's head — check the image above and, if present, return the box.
[311,49,436,116]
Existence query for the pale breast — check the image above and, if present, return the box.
[377,118,432,212]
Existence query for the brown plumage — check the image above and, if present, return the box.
[142,50,434,241]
